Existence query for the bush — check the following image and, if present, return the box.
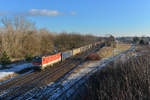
[82,55,150,100]
[133,37,140,44]
[0,51,11,65]
[24,53,33,62]
[86,53,101,61]
[139,39,149,45]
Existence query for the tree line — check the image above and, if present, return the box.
[0,16,100,63]
[133,37,149,45]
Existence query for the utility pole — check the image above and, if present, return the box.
[112,39,116,58]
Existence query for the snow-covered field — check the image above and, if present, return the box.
[0,63,32,81]
[16,46,135,100]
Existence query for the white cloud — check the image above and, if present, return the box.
[70,11,76,15]
[0,9,77,17]
[29,9,61,16]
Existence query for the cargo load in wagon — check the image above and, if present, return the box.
[61,50,73,61]
[80,46,87,52]
[72,48,80,56]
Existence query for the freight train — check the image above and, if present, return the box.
[32,41,105,70]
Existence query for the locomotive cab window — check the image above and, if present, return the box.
[32,57,42,63]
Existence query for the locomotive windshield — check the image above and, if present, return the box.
[32,56,42,63]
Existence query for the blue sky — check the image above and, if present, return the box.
[0,0,150,36]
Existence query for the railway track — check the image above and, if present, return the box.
[52,45,136,100]
[19,47,101,100]
[0,59,72,90]
[0,59,77,99]
[0,46,101,100]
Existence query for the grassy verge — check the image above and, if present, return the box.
[0,66,12,70]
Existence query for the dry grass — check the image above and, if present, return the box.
[116,43,131,51]
[82,55,150,100]
[97,47,113,58]
[97,43,131,58]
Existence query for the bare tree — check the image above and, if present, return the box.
[0,16,100,61]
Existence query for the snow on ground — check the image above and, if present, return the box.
[0,63,32,80]
[16,61,108,100]
[0,70,34,98]
[0,70,33,85]
[17,57,119,100]
[16,46,135,100]
[0,45,133,100]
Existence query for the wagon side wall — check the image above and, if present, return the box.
[72,48,80,56]
[61,50,73,61]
